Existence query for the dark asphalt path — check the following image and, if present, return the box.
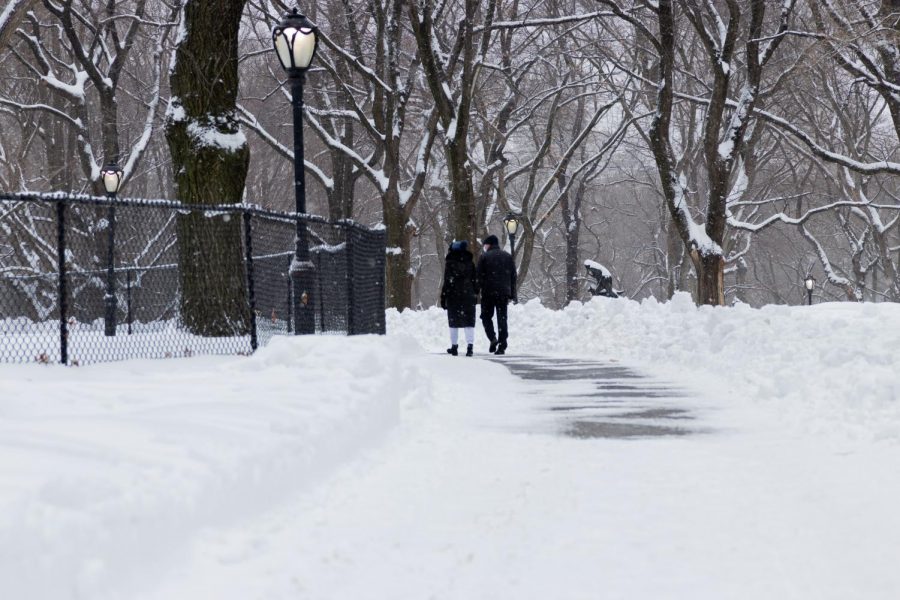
[488,355,702,439]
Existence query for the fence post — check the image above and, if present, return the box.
[104,203,117,336]
[375,229,387,334]
[126,268,133,335]
[285,274,293,333]
[315,251,325,331]
[242,210,258,352]
[56,200,68,364]
[345,225,355,335]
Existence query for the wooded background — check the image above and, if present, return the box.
[2,0,899,310]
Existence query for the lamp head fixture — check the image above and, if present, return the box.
[503,213,521,237]
[272,8,318,77]
[100,162,123,196]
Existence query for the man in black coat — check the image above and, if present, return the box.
[477,234,517,355]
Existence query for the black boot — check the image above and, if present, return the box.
[466,344,473,357]
[495,342,507,355]
[489,339,497,353]
[446,344,458,356]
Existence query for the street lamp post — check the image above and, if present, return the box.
[503,213,521,258]
[273,8,318,334]
[101,162,123,336]
[804,274,816,306]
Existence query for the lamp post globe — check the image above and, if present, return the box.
[100,162,123,337]
[503,213,521,258]
[101,162,123,197]
[273,8,318,334]
[272,9,318,78]
[804,275,816,306]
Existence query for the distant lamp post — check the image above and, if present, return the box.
[504,213,521,258]
[273,8,318,334]
[804,274,816,306]
[101,162,123,337]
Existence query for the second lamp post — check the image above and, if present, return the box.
[273,8,318,334]
[504,213,521,258]
[805,274,816,306]
[101,162,123,337]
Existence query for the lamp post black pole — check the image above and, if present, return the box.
[509,233,516,259]
[290,73,315,334]
[104,194,117,337]
[807,287,813,306]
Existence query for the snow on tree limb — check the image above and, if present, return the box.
[727,200,900,233]
[236,104,335,192]
[474,10,614,32]
[0,0,36,50]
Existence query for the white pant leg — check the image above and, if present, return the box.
[449,327,459,345]
[464,327,475,345]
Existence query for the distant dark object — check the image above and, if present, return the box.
[584,260,620,298]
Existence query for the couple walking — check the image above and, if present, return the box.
[439,234,517,357]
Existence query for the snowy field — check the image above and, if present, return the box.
[1,295,899,599]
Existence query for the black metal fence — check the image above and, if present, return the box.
[0,192,386,365]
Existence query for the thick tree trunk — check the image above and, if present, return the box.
[330,125,356,221]
[448,142,477,243]
[561,181,582,304]
[99,91,120,165]
[694,252,725,306]
[165,0,250,337]
[383,199,414,310]
[407,0,478,247]
[665,211,681,299]
[734,258,748,304]
[515,222,535,294]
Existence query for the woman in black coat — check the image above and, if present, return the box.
[440,240,479,356]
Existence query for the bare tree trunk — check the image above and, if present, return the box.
[165,0,250,336]
[694,252,726,306]
[407,0,483,244]
[383,192,414,309]
[665,211,681,299]
[329,123,356,221]
[561,180,583,304]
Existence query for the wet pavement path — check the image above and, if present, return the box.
[489,355,703,439]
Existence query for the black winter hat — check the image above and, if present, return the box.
[483,234,500,247]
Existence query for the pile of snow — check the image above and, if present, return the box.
[0,335,430,600]
[388,293,900,442]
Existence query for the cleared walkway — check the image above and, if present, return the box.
[493,355,701,439]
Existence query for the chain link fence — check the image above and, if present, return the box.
[0,192,386,365]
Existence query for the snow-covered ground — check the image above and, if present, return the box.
[1,295,899,599]
[0,336,428,599]
[390,293,900,444]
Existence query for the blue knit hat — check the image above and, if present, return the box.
[450,240,469,251]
